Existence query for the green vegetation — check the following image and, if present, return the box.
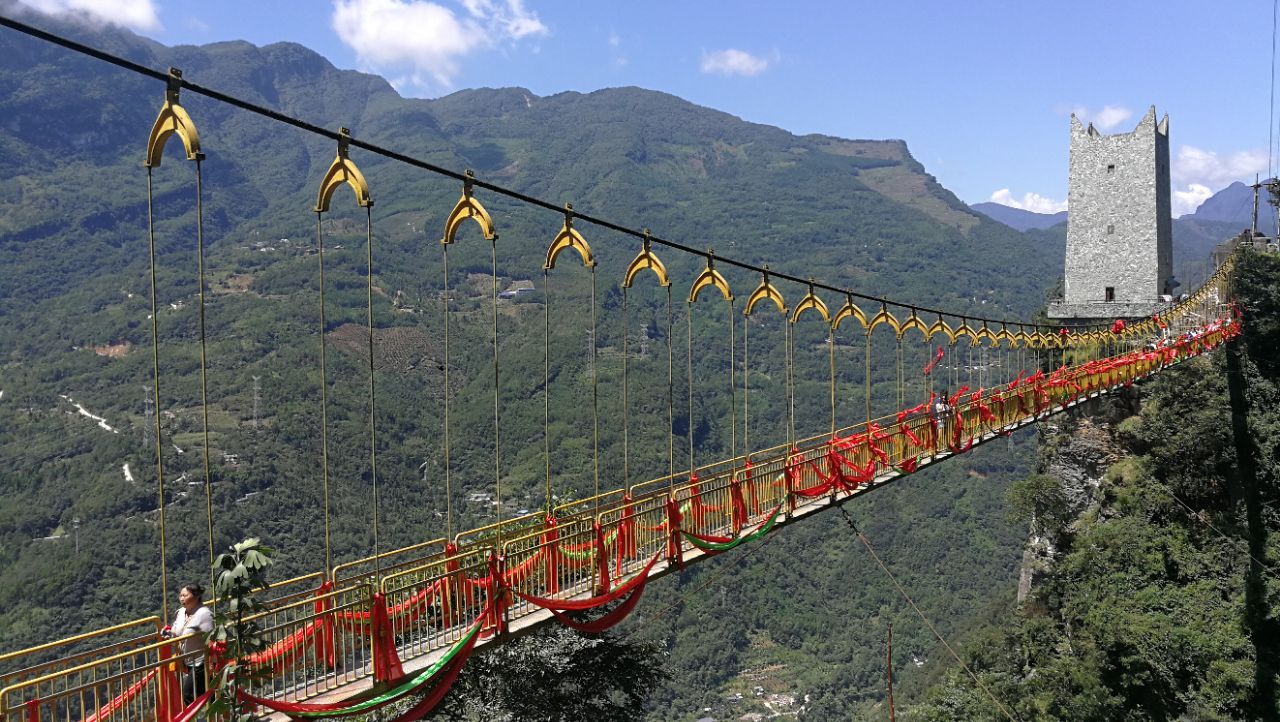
[209,538,275,722]
[431,626,669,721]
[2,11,1241,721]
[911,250,1280,720]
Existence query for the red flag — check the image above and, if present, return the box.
[922,346,945,376]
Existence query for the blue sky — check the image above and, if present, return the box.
[14,0,1280,215]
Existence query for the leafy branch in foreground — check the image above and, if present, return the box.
[207,538,275,722]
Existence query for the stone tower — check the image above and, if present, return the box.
[1048,106,1173,320]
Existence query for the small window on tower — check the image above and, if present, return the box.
[1105,287,1116,302]
[1107,224,1114,235]
[1106,164,1116,173]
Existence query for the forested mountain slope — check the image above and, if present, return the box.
[912,250,1280,721]
[1,7,1084,717]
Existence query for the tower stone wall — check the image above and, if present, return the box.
[1049,106,1173,320]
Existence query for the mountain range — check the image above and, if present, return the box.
[0,6,1256,718]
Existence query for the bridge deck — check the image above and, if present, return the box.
[270,384,1110,718]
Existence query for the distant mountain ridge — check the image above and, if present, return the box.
[973,186,1248,285]
[974,180,1273,235]
[970,202,1066,231]
[0,10,1053,719]
[1184,180,1278,236]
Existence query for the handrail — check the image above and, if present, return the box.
[331,537,447,587]
[3,304,1237,717]
[0,618,162,675]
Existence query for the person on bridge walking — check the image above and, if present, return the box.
[932,390,952,425]
[931,390,953,452]
[163,583,214,706]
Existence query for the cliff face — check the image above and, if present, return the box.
[1017,396,1136,602]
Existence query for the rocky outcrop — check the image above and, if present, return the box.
[1017,404,1127,602]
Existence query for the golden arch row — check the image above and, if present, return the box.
[147,80,1231,354]
[347,147,1226,351]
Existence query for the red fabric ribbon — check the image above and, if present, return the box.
[923,345,945,375]
[616,495,637,576]
[517,551,661,612]
[315,580,336,669]
[85,670,158,722]
[899,422,922,447]
[729,476,748,534]
[543,517,560,595]
[169,692,212,722]
[386,619,485,722]
[371,593,405,683]
[156,640,183,721]
[665,496,684,569]
[689,474,706,531]
[744,459,759,516]
[595,521,611,594]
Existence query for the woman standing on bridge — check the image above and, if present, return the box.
[163,583,214,706]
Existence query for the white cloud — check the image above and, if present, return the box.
[989,188,1067,214]
[1172,183,1214,217]
[1092,105,1132,131]
[1169,145,1268,216]
[608,29,626,67]
[1065,104,1133,131]
[18,0,160,31]
[331,0,546,91]
[700,48,769,77]
[1172,145,1267,187]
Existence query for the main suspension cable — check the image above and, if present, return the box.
[0,14,1079,335]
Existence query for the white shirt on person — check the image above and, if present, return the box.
[172,606,214,667]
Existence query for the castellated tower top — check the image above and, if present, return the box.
[1048,105,1174,321]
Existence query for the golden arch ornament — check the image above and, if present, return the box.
[866,303,899,336]
[544,204,595,270]
[315,128,372,211]
[791,282,830,324]
[442,170,496,244]
[689,252,733,303]
[974,322,996,347]
[832,294,869,333]
[926,314,954,343]
[744,269,787,316]
[623,232,670,288]
[145,68,202,167]
[896,309,928,340]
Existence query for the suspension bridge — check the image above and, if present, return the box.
[0,15,1247,722]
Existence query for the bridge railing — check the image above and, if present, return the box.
[601,492,669,574]
[330,537,448,590]
[239,582,374,706]
[262,571,330,609]
[500,517,600,618]
[380,545,491,665]
[0,313,1239,716]
[0,617,165,721]
[0,634,195,722]
[0,571,325,703]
